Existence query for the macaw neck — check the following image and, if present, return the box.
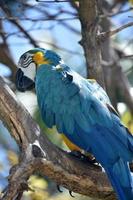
[36,63,64,86]
[36,64,52,81]
[35,63,64,112]
[36,62,67,75]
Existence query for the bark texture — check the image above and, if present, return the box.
[79,0,105,88]
[0,76,117,200]
[78,0,133,111]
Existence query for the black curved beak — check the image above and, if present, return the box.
[15,68,35,92]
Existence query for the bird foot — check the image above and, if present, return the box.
[57,185,63,193]
[69,190,75,197]
[69,150,97,165]
[57,185,75,197]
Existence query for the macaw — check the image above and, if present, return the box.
[16,48,133,200]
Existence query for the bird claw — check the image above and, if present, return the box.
[69,190,75,197]
[57,185,63,193]
[69,150,83,158]
[57,185,75,197]
[69,150,98,165]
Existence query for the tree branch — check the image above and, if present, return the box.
[0,21,17,82]
[98,22,133,41]
[0,3,38,48]
[108,7,133,17]
[0,76,117,200]
[0,16,78,22]
[120,54,133,59]
[78,0,105,88]
[36,0,70,3]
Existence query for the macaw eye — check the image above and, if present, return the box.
[19,53,32,68]
[23,54,28,61]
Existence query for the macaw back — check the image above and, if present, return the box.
[35,63,133,200]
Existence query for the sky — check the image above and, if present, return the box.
[0,0,133,78]
[0,0,87,77]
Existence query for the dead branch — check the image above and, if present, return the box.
[0,76,117,200]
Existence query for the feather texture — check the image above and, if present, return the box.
[35,63,133,200]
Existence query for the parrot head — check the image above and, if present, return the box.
[16,48,62,92]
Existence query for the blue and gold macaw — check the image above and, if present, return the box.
[16,48,133,200]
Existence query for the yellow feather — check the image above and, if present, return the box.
[61,134,81,151]
[33,52,50,66]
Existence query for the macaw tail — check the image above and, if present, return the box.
[105,159,133,200]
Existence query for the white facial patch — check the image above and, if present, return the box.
[20,62,36,81]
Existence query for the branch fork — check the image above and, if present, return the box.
[98,22,133,42]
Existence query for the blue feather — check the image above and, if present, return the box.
[35,60,133,200]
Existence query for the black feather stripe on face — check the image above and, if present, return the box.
[23,59,33,68]
[19,53,33,68]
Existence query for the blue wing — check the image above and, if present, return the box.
[36,63,133,200]
[36,64,133,161]
[35,63,133,200]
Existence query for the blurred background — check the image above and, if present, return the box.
[0,0,133,199]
